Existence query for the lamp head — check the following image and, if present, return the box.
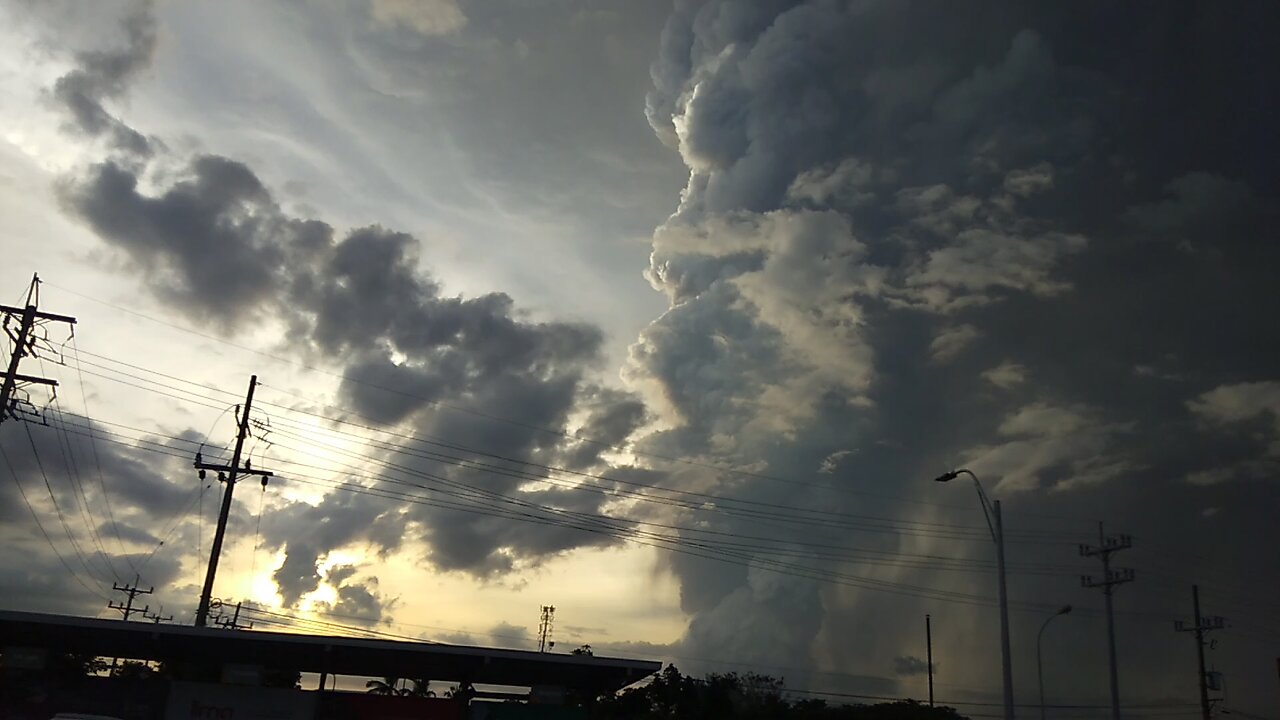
[934,470,960,483]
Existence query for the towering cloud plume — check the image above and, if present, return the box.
[628,0,1280,704]
[22,0,1280,712]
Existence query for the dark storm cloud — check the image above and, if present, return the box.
[0,415,191,529]
[893,656,929,677]
[46,0,155,154]
[630,0,1280,708]
[314,564,393,626]
[263,489,405,607]
[0,417,190,615]
[54,33,649,581]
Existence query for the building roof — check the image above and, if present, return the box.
[0,610,660,691]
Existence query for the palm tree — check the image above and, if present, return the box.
[365,676,402,695]
[406,678,436,697]
[445,681,476,701]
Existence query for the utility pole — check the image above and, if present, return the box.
[926,614,934,707]
[993,500,1014,720]
[1176,585,1225,720]
[1080,522,1133,720]
[537,605,556,653]
[192,375,272,627]
[214,600,252,630]
[107,575,154,621]
[143,606,173,624]
[1,274,76,425]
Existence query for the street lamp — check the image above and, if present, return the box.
[1037,604,1072,720]
[935,468,1015,720]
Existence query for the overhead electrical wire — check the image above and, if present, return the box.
[82,354,1279,618]
[43,302,1089,523]
[256,408,1074,543]
[42,398,122,583]
[68,335,138,574]
[20,420,110,595]
[34,346,1275,629]
[0,441,108,602]
[33,354,122,583]
[55,412,1280,643]
[52,419,1082,614]
[68,347,1271,609]
[256,423,1086,575]
[65,349,1078,544]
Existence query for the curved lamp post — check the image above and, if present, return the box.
[935,468,1014,720]
[1037,604,1072,720]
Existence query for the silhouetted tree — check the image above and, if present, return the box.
[593,666,968,720]
[407,678,436,697]
[366,676,402,695]
[110,660,157,680]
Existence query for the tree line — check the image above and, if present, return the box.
[592,665,968,719]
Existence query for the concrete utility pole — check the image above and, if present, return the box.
[926,614,935,707]
[1080,522,1133,720]
[192,375,273,627]
[1176,585,1225,720]
[1,274,76,425]
[108,575,154,621]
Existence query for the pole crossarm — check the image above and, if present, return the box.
[1,275,75,428]
[0,304,78,325]
[193,459,274,478]
[7,374,58,387]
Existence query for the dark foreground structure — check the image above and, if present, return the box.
[0,610,660,719]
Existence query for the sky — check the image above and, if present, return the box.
[0,0,1278,716]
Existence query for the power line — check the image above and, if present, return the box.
[62,348,1080,544]
[41,401,1275,638]
[52,416,1268,631]
[42,395,122,583]
[55,421,1047,611]
[21,420,110,595]
[40,289,1092,524]
[51,414,1277,634]
[68,335,138,574]
[0,441,108,602]
[67,347,1006,527]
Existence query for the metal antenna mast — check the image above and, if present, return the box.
[538,605,556,653]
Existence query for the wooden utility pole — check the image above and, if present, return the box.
[192,375,272,627]
[1,274,75,424]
